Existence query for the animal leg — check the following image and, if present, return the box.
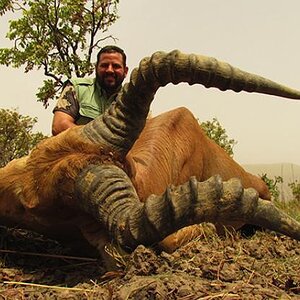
[127,107,270,251]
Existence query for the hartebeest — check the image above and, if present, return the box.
[1,50,300,267]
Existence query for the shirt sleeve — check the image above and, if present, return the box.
[53,82,80,120]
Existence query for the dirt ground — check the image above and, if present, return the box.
[0,225,299,299]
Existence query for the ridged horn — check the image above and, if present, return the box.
[81,50,300,156]
[75,164,300,250]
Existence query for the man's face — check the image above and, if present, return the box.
[96,52,128,92]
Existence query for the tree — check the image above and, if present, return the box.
[0,0,119,106]
[0,108,47,167]
[200,117,237,157]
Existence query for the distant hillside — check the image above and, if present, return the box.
[243,163,300,201]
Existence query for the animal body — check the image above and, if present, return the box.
[1,50,300,267]
[127,107,270,202]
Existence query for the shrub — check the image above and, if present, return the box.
[260,173,283,201]
[0,108,47,167]
[200,117,237,157]
[288,180,300,201]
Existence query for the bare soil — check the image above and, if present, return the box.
[0,225,300,299]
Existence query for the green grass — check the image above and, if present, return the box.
[274,199,300,222]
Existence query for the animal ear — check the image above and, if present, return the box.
[75,164,300,250]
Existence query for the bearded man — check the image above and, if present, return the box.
[52,45,128,135]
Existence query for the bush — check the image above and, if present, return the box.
[260,173,283,201]
[0,108,47,167]
[200,117,237,157]
[288,180,300,201]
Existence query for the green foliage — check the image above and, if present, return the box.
[288,180,300,201]
[0,0,119,106]
[0,0,13,15]
[200,117,237,157]
[260,173,283,201]
[0,108,47,167]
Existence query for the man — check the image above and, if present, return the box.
[52,45,128,135]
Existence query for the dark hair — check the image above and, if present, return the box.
[96,45,127,67]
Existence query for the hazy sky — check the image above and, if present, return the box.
[1,1,300,165]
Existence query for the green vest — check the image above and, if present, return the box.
[70,78,116,125]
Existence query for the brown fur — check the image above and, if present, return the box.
[125,107,270,251]
[0,107,269,257]
[127,107,270,201]
[0,126,123,237]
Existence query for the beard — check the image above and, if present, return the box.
[96,72,125,93]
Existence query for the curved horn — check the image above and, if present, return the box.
[82,50,300,155]
[75,164,300,250]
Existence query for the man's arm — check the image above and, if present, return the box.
[51,82,79,136]
[52,111,76,136]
